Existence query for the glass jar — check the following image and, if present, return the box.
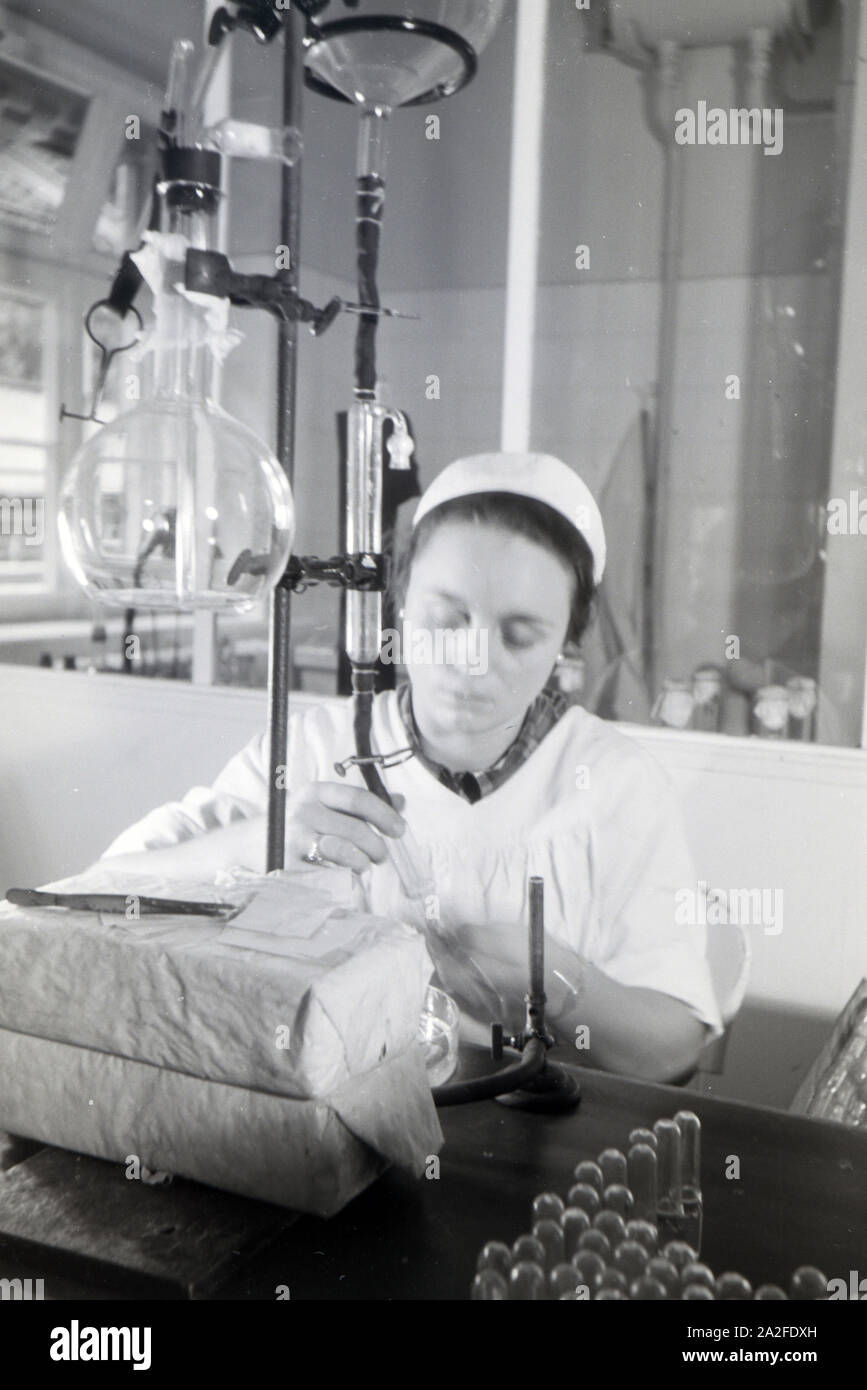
[751,684,789,739]
[691,665,723,732]
[786,676,817,741]
[652,678,695,730]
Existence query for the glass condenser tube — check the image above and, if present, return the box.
[345,400,383,668]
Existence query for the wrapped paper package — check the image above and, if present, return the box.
[0,867,443,1216]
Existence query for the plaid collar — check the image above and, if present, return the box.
[396,680,569,803]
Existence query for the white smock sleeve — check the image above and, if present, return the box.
[99,700,337,858]
[100,732,270,857]
[589,744,724,1040]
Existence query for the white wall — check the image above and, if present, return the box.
[1,663,863,1107]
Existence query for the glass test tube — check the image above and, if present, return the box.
[512,1234,545,1266]
[625,1219,658,1255]
[603,1183,634,1219]
[567,1182,601,1219]
[715,1272,753,1300]
[627,1142,658,1224]
[613,1240,648,1284]
[532,1191,565,1223]
[571,1250,605,1294]
[654,1119,686,1242]
[681,1261,715,1291]
[674,1110,703,1252]
[509,1261,546,1300]
[550,1263,581,1299]
[471,1269,508,1300]
[562,1207,591,1258]
[383,823,436,909]
[593,1209,627,1248]
[573,1160,604,1194]
[662,1240,697,1272]
[533,1219,565,1268]
[599,1267,630,1295]
[646,1256,680,1298]
[477,1241,512,1279]
[631,1275,667,1300]
[789,1266,828,1300]
[598,1148,628,1188]
[578,1229,612,1262]
[628,1127,657,1149]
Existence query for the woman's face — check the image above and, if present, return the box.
[402,519,573,754]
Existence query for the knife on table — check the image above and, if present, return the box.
[5,888,236,917]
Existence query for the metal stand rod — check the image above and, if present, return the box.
[266,5,305,872]
[528,875,545,1021]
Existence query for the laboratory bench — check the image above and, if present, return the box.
[0,1052,864,1302]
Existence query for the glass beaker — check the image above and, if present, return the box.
[417,983,459,1086]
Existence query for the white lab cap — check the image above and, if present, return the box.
[411,452,607,584]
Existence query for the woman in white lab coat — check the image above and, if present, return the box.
[103,453,722,1082]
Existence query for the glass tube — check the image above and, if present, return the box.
[603,1184,634,1219]
[471,1269,508,1299]
[593,1210,627,1249]
[532,1219,565,1269]
[578,1230,611,1262]
[654,1119,686,1242]
[628,1127,657,1150]
[561,1207,591,1258]
[381,821,436,921]
[627,1142,658,1224]
[570,1250,605,1295]
[598,1148,628,1188]
[715,1272,753,1300]
[625,1219,658,1255]
[573,1160,604,1193]
[509,1262,546,1300]
[549,1263,581,1299]
[567,1183,601,1219]
[532,1191,565,1223]
[674,1110,703,1252]
[646,1257,680,1298]
[789,1266,828,1300]
[477,1241,511,1278]
[613,1241,648,1284]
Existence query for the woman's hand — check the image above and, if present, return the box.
[430,920,707,1081]
[98,786,406,880]
[285,782,406,874]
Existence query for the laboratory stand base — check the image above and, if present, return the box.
[495,1060,582,1113]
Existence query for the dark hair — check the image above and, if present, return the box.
[390,491,597,648]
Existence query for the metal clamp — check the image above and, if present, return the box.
[280,551,387,594]
[59,300,143,426]
[333,746,414,777]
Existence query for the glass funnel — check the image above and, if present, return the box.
[304,0,507,110]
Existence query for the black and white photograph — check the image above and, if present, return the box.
[0,0,864,1354]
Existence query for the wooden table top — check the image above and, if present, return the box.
[2,1052,864,1302]
[217,1054,867,1301]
